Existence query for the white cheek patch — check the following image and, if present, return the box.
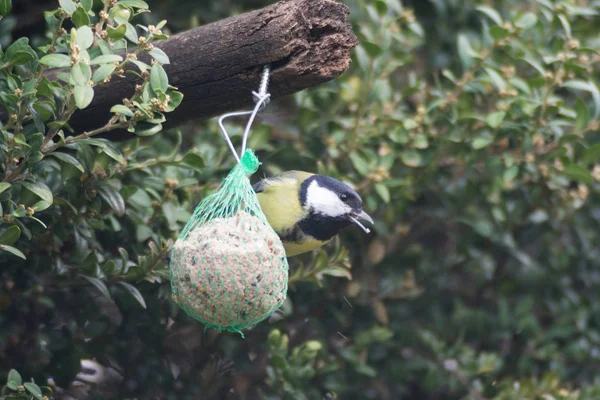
[306,180,351,217]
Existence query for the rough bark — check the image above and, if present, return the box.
[64,0,357,140]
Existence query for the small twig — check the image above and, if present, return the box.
[43,116,120,153]
[4,163,27,183]
[534,61,564,134]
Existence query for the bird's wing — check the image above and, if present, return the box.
[253,171,314,235]
[253,170,313,193]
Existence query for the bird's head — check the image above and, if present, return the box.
[300,175,374,233]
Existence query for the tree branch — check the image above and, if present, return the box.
[57,0,357,141]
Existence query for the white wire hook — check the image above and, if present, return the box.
[217,65,271,164]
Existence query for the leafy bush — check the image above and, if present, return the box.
[1,0,600,399]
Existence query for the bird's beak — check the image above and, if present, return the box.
[348,210,374,234]
[356,210,374,225]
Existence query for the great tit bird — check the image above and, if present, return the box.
[253,171,373,257]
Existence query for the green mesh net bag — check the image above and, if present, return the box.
[169,149,289,337]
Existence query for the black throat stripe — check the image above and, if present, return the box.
[297,213,352,242]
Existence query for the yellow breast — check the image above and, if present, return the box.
[255,171,328,257]
[283,238,331,257]
[255,172,309,234]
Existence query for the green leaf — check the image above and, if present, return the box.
[134,122,162,136]
[32,200,51,212]
[401,151,423,167]
[484,67,506,90]
[80,0,92,11]
[363,42,382,58]
[74,84,94,109]
[7,369,22,390]
[156,20,167,30]
[130,60,149,73]
[26,217,47,229]
[0,182,11,194]
[7,206,23,218]
[27,104,46,135]
[355,45,370,72]
[407,22,424,38]
[72,6,90,27]
[355,364,377,377]
[162,201,180,230]
[92,64,116,83]
[150,63,168,93]
[575,97,589,131]
[271,354,289,370]
[486,111,506,128]
[529,209,548,224]
[441,69,457,84]
[165,90,183,112]
[582,144,600,165]
[180,152,205,170]
[516,12,537,29]
[78,139,125,163]
[22,181,53,204]
[76,25,94,49]
[472,136,493,149]
[99,185,125,216]
[82,276,112,300]
[118,0,149,8]
[102,259,117,275]
[0,0,12,15]
[0,226,21,246]
[128,187,152,208]
[510,77,531,95]
[107,24,127,40]
[476,6,503,25]
[5,37,34,63]
[47,152,85,172]
[136,225,153,242]
[0,244,25,259]
[59,0,77,14]
[37,76,54,99]
[457,34,477,69]
[117,282,147,308]
[374,183,390,203]
[55,197,78,214]
[7,51,34,65]
[39,54,71,68]
[89,54,123,65]
[71,62,92,86]
[569,6,599,17]
[14,134,29,147]
[31,150,45,163]
[111,104,134,117]
[374,0,387,16]
[558,14,571,37]
[349,151,370,176]
[523,57,546,76]
[413,133,429,149]
[114,18,138,43]
[562,80,600,120]
[148,47,170,64]
[563,164,593,185]
[322,266,352,280]
[24,382,43,400]
[489,26,509,41]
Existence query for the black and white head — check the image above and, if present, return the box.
[299,175,373,237]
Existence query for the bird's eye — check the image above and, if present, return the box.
[339,193,348,202]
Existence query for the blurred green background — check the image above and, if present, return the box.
[1,0,600,399]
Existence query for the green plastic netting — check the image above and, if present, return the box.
[169,149,289,337]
